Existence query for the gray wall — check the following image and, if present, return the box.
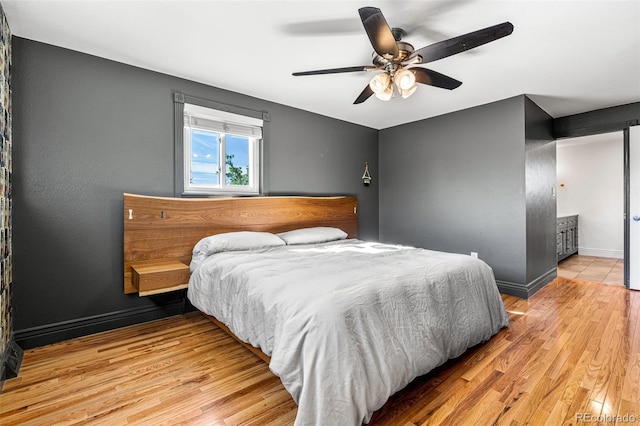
[379,95,555,297]
[524,97,556,286]
[379,96,527,284]
[12,38,378,347]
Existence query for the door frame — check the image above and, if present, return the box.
[622,127,631,288]
[553,102,639,288]
[624,127,630,288]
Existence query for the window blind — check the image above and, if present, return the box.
[184,103,263,138]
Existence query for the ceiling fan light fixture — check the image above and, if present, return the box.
[369,72,391,94]
[375,83,394,101]
[394,68,416,91]
[400,84,417,99]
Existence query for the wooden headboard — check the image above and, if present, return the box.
[123,193,358,293]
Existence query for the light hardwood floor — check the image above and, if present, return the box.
[1,276,639,425]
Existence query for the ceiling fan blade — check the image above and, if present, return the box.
[411,68,462,90]
[354,84,374,104]
[358,7,399,58]
[293,66,372,76]
[410,22,514,64]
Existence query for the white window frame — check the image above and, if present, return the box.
[182,103,262,195]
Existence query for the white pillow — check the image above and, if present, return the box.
[277,227,348,245]
[190,231,285,270]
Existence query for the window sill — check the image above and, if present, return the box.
[181,191,262,198]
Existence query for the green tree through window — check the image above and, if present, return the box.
[226,154,249,185]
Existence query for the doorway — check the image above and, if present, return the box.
[556,131,624,285]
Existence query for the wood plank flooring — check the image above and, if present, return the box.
[1,277,639,425]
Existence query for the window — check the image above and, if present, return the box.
[180,101,263,195]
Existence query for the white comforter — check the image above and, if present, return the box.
[188,239,508,425]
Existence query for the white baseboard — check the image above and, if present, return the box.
[578,247,623,259]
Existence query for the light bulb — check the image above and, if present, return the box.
[369,73,391,94]
[394,68,416,91]
[375,83,393,101]
[400,84,417,99]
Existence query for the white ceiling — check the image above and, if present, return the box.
[2,0,639,130]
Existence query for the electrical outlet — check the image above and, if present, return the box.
[470,252,478,258]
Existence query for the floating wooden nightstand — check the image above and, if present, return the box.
[131,260,190,296]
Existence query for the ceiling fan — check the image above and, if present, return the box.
[292,7,514,104]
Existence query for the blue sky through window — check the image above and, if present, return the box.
[190,129,250,185]
[191,129,219,185]
[225,134,249,167]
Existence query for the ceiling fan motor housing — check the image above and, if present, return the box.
[372,37,415,74]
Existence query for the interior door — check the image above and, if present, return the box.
[628,125,640,289]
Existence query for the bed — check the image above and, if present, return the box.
[123,193,508,426]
